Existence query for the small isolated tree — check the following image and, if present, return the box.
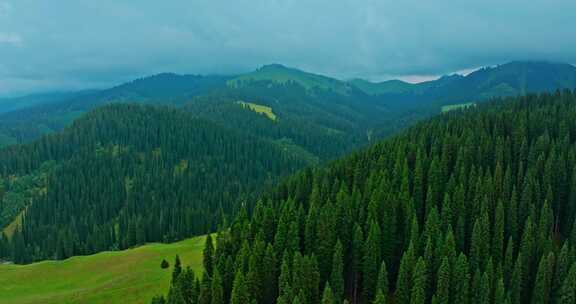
[161,259,170,269]
[151,295,166,304]
[172,255,182,282]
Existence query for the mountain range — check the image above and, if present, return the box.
[1,61,576,151]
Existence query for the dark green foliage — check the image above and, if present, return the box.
[150,295,166,304]
[330,240,345,303]
[203,235,215,277]
[211,270,224,304]
[558,263,576,304]
[321,283,335,304]
[161,259,170,269]
[230,270,249,304]
[410,258,427,304]
[172,255,182,282]
[0,104,313,263]
[163,91,576,304]
[376,261,389,299]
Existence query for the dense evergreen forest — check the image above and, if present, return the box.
[184,81,400,160]
[157,91,576,304]
[0,104,314,263]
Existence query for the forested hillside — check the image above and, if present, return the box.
[0,74,230,146]
[0,104,314,263]
[184,78,399,160]
[160,91,576,304]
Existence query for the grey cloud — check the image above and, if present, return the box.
[0,0,575,96]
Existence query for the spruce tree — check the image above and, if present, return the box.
[363,220,381,302]
[230,270,249,304]
[321,283,335,304]
[452,254,469,304]
[557,263,576,304]
[531,252,554,304]
[173,255,182,283]
[395,243,416,304]
[373,290,387,304]
[435,257,450,304]
[204,234,215,277]
[410,258,427,304]
[376,261,389,298]
[330,240,345,303]
[211,270,224,304]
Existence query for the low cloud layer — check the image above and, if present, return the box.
[1,0,575,96]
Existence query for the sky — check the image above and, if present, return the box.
[1,0,576,97]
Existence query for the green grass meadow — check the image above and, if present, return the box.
[0,235,207,304]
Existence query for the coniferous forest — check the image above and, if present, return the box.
[157,91,576,304]
[0,104,314,263]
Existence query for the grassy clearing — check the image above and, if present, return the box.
[0,235,207,304]
[441,102,475,113]
[2,210,24,238]
[237,101,277,121]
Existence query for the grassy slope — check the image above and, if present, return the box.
[2,211,24,238]
[237,101,277,121]
[0,235,207,304]
[441,102,475,112]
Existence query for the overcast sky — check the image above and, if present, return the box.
[1,0,575,97]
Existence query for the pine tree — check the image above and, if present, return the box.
[494,277,506,304]
[262,244,278,304]
[493,200,505,264]
[363,220,382,302]
[434,257,451,304]
[151,295,166,304]
[410,257,427,304]
[173,255,182,282]
[373,290,387,304]
[553,243,571,302]
[395,243,416,304]
[351,224,364,304]
[279,252,292,299]
[452,254,469,304]
[330,240,344,303]
[204,234,215,277]
[557,263,576,304]
[198,275,212,304]
[376,261,389,298]
[531,252,555,304]
[478,271,490,304]
[230,270,249,304]
[211,270,224,304]
[321,283,335,304]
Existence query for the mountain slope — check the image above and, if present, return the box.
[352,61,576,107]
[228,64,353,95]
[348,78,415,95]
[184,82,392,160]
[0,91,97,114]
[0,103,314,263]
[165,90,576,304]
[0,74,230,147]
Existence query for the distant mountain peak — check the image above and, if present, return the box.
[259,63,292,70]
[229,63,352,94]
